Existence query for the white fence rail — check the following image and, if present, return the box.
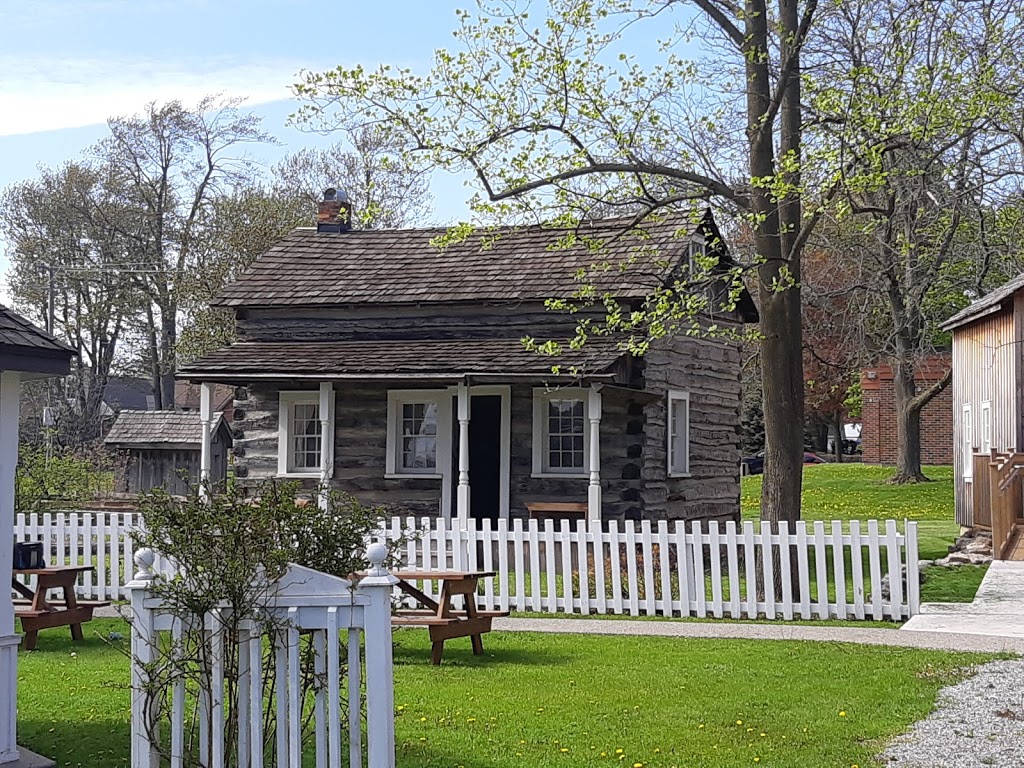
[129,546,397,768]
[16,512,920,620]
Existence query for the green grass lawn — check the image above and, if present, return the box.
[16,618,1004,768]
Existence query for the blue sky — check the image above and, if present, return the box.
[0,0,487,296]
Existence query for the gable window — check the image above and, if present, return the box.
[532,388,589,477]
[386,390,447,477]
[667,390,691,476]
[278,392,327,476]
[687,236,706,273]
[962,404,973,480]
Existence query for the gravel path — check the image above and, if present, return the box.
[880,658,1024,768]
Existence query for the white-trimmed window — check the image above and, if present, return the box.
[278,391,326,476]
[981,401,992,455]
[688,236,705,270]
[667,390,691,476]
[386,390,448,477]
[962,403,973,480]
[532,387,589,477]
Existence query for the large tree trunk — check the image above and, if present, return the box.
[750,0,805,526]
[833,411,844,463]
[890,360,952,484]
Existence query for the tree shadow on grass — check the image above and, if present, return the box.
[392,640,569,668]
[17,720,131,768]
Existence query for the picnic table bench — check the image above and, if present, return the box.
[12,565,109,650]
[391,570,509,665]
[526,502,587,521]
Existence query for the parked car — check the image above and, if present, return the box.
[742,451,826,475]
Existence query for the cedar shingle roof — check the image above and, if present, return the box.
[941,272,1024,331]
[213,216,709,308]
[0,304,75,355]
[178,338,626,380]
[104,410,227,447]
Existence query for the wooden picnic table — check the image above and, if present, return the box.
[391,570,509,665]
[12,565,109,650]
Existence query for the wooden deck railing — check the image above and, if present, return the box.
[989,453,1024,560]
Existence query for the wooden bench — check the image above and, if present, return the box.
[526,502,588,521]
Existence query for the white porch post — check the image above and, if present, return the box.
[587,384,602,522]
[0,371,21,764]
[318,382,334,510]
[456,382,471,526]
[198,382,213,500]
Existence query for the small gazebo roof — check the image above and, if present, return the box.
[105,410,232,449]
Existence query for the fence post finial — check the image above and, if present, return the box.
[133,548,156,582]
[365,542,390,579]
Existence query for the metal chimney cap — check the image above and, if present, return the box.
[323,187,338,201]
[337,189,350,204]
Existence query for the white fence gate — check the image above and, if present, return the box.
[128,544,397,768]
[16,512,920,620]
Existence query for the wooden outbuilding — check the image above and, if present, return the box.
[105,410,232,495]
[941,274,1024,559]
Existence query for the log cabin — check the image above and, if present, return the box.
[942,273,1024,559]
[178,194,759,525]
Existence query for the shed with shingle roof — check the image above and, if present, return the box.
[105,410,232,495]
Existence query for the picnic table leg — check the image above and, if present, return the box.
[21,627,39,651]
[61,579,84,642]
[430,640,445,666]
[465,579,485,656]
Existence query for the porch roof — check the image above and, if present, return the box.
[177,338,628,382]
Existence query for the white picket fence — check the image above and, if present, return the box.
[15,512,920,620]
[129,546,397,768]
[14,511,142,601]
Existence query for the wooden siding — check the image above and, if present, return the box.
[640,332,743,524]
[951,305,1018,527]
[228,330,744,524]
[123,444,227,496]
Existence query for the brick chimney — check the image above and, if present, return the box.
[317,187,352,233]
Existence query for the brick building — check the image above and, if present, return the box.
[860,354,953,465]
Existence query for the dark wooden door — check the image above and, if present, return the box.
[469,395,502,521]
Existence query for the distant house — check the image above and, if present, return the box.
[102,375,156,414]
[175,380,235,422]
[860,353,953,466]
[178,201,759,524]
[105,410,233,495]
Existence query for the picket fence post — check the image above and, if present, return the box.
[360,542,399,768]
[127,548,159,768]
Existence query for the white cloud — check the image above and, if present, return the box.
[0,54,307,137]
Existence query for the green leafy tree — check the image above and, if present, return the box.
[296,0,819,525]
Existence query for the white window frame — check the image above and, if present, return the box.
[687,235,706,273]
[980,401,992,455]
[385,389,450,479]
[962,403,973,481]
[532,387,591,479]
[667,389,691,477]
[277,390,332,478]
